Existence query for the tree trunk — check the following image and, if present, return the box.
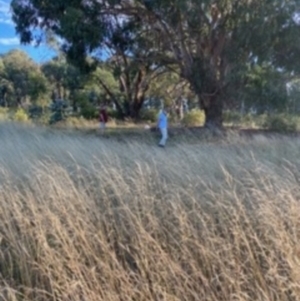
[177,98,184,120]
[200,94,223,129]
[114,101,125,120]
[70,90,77,112]
[129,95,145,120]
[56,83,62,100]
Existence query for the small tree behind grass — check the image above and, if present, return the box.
[49,100,70,125]
[263,114,298,132]
[182,109,205,127]
[12,108,29,123]
[0,107,9,121]
[139,108,158,123]
[223,111,267,128]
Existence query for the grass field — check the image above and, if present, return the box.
[0,122,300,301]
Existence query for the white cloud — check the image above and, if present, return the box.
[0,37,19,45]
[0,0,12,26]
[0,17,12,24]
[0,0,10,15]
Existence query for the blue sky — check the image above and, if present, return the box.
[0,0,55,63]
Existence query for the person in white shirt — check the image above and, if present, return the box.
[157,108,168,147]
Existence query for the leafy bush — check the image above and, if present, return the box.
[139,108,158,122]
[49,100,70,125]
[80,104,98,120]
[12,108,29,123]
[253,114,268,128]
[239,113,266,128]
[74,92,98,120]
[27,105,50,125]
[36,111,51,125]
[223,110,243,125]
[28,105,43,119]
[182,109,205,126]
[106,108,124,120]
[0,107,9,121]
[263,114,298,132]
[223,111,268,128]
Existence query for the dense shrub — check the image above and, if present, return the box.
[28,105,43,120]
[139,108,158,122]
[80,104,98,120]
[223,111,269,128]
[0,107,9,121]
[106,108,124,120]
[12,108,29,123]
[49,100,70,125]
[223,110,243,124]
[263,114,298,132]
[182,109,205,126]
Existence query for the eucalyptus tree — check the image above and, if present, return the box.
[95,17,167,118]
[11,0,300,127]
[11,0,166,119]
[117,0,300,127]
[1,50,48,107]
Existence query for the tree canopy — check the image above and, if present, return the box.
[6,0,300,126]
[0,50,48,107]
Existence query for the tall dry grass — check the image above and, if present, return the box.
[0,122,300,301]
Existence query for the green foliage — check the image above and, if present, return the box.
[12,108,29,123]
[182,110,205,127]
[139,108,158,123]
[223,110,267,128]
[106,108,122,120]
[42,57,85,110]
[7,0,300,126]
[36,111,51,125]
[222,111,300,132]
[263,114,298,132]
[28,72,49,103]
[1,50,49,107]
[223,111,267,128]
[73,91,98,120]
[49,100,70,125]
[242,64,289,113]
[28,105,51,125]
[80,105,98,120]
[287,79,300,113]
[135,0,299,126]
[223,111,243,125]
[0,107,9,121]
[11,0,169,119]
[88,66,120,105]
[28,105,43,119]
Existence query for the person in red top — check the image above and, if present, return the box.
[99,104,108,132]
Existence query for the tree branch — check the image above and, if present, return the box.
[94,74,123,115]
